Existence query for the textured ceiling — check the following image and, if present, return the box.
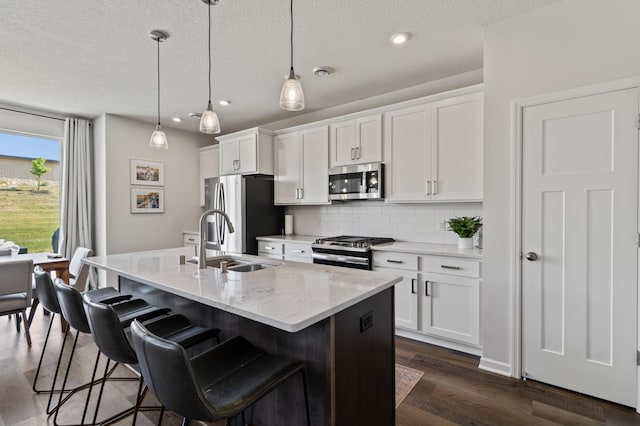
[0,0,561,135]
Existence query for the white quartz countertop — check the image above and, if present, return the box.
[371,242,482,259]
[256,234,321,243]
[85,247,402,333]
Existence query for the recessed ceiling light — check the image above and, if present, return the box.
[312,66,333,77]
[218,100,231,106]
[172,117,182,122]
[189,112,202,119]
[390,32,410,45]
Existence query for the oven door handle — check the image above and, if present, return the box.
[312,253,369,266]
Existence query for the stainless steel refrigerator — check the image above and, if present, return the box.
[204,175,284,255]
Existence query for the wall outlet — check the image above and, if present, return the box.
[360,311,373,333]
[438,219,448,231]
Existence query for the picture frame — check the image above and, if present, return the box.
[131,187,164,213]
[130,159,164,186]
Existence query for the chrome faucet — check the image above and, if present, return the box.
[199,208,235,269]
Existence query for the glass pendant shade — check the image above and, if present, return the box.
[149,124,168,149]
[279,68,305,111]
[199,101,221,134]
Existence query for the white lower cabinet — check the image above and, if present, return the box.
[258,241,284,260]
[374,250,481,352]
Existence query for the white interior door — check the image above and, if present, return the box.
[522,88,638,406]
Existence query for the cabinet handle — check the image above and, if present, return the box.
[425,280,430,296]
[355,146,361,159]
[293,249,305,253]
[440,265,461,270]
[236,159,240,170]
[264,246,275,250]
[411,278,416,294]
[187,238,195,242]
[426,180,431,196]
[386,259,403,264]
[432,180,438,195]
[299,188,304,199]
[295,188,300,199]
[350,147,355,160]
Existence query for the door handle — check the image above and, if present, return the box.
[425,280,430,297]
[351,147,355,160]
[525,252,538,261]
[355,146,361,159]
[432,180,437,195]
[426,181,431,196]
[411,278,416,294]
[299,187,303,199]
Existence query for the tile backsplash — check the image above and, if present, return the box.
[287,201,483,245]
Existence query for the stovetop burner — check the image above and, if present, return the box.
[312,235,395,250]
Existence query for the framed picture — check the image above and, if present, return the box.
[130,159,164,186]
[131,187,164,213]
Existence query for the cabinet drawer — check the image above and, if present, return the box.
[421,256,479,278]
[373,251,418,270]
[258,241,284,255]
[183,233,199,246]
[284,242,312,262]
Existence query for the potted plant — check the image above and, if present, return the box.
[447,216,482,249]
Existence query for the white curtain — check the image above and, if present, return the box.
[59,118,93,261]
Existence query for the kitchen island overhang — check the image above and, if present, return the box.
[85,247,402,426]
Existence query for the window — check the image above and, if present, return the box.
[0,131,61,253]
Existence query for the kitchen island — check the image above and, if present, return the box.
[85,247,402,426]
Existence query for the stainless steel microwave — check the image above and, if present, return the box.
[328,163,384,200]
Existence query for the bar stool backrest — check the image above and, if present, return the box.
[82,294,137,364]
[130,320,216,422]
[34,268,61,315]
[54,279,90,333]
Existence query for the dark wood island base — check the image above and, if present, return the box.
[120,277,395,426]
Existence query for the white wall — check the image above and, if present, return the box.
[482,0,640,374]
[94,114,213,257]
[288,202,482,244]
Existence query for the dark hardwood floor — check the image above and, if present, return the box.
[2,309,639,425]
[395,336,640,425]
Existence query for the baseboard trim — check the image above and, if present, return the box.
[395,328,482,356]
[478,357,512,377]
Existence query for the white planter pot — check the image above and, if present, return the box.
[457,237,473,249]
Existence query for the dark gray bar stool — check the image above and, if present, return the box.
[130,320,310,426]
[82,294,221,425]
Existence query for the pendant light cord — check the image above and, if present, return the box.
[156,37,161,126]
[289,0,294,70]
[208,1,212,102]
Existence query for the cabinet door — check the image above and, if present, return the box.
[199,146,219,206]
[375,266,419,331]
[274,132,301,204]
[430,92,483,201]
[236,133,258,174]
[354,114,382,164]
[421,272,480,345]
[220,140,238,175]
[299,126,329,204]
[383,105,431,202]
[329,120,356,167]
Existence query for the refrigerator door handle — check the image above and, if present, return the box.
[218,182,226,245]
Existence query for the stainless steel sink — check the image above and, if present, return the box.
[187,255,280,272]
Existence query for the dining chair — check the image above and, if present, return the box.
[0,259,33,346]
[68,247,93,289]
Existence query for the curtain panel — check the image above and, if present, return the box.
[59,118,93,261]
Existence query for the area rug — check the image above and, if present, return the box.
[395,363,424,408]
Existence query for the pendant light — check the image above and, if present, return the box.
[199,0,221,134]
[279,0,304,111]
[149,30,169,150]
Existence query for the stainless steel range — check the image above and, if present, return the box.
[311,236,395,270]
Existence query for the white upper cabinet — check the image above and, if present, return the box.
[216,127,274,176]
[199,145,219,206]
[274,126,330,205]
[383,89,483,202]
[329,114,382,167]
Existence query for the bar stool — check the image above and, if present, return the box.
[82,294,221,425]
[130,320,310,426]
[53,279,171,426]
[31,269,126,413]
